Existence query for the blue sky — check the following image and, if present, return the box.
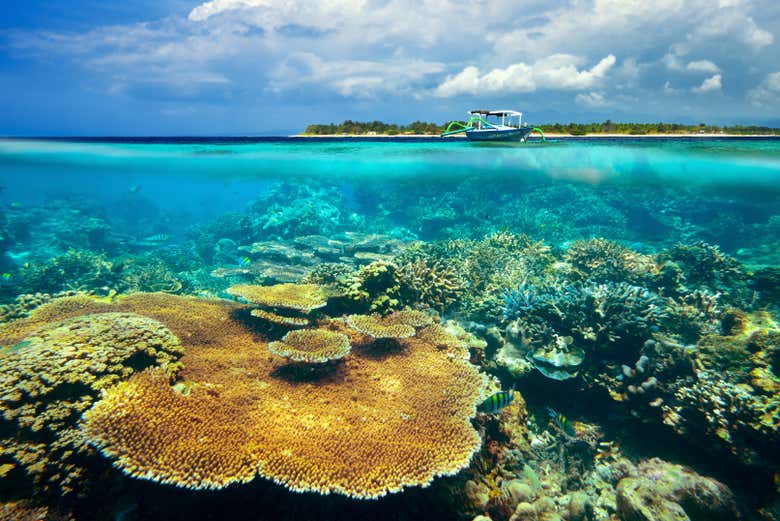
[2,0,780,135]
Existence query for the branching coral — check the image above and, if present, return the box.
[0,311,183,495]
[19,249,117,294]
[396,255,465,312]
[268,329,351,364]
[659,241,750,302]
[564,238,658,284]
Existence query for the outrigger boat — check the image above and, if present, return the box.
[441,110,545,142]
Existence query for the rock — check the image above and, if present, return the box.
[616,458,740,521]
[567,491,591,521]
[465,479,492,511]
[509,502,536,521]
[503,480,535,506]
[533,496,556,515]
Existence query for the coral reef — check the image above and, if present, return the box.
[1,292,488,499]
[564,238,659,284]
[268,329,351,364]
[345,310,434,340]
[227,283,329,312]
[228,283,329,326]
[17,249,117,295]
[0,310,183,495]
[616,458,740,521]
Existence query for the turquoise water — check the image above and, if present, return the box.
[0,137,779,520]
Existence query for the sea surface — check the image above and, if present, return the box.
[0,137,778,520]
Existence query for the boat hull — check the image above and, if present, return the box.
[466,127,534,141]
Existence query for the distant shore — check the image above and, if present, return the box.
[293,133,779,138]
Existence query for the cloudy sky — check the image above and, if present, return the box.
[2,0,780,135]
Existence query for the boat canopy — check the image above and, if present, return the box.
[469,109,522,117]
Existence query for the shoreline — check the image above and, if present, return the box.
[293,133,779,138]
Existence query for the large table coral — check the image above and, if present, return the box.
[4,292,487,499]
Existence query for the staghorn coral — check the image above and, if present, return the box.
[227,283,328,312]
[268,329,351,364]
[0,311,183,495]
[396,255,465,312]
[9,292,488,499]
[115,257,184,294]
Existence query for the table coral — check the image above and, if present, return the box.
[0,310,184,495]
[227,283,328,312]
[345,313,416,339]
[16,293,490,499]
[269,329,351,363]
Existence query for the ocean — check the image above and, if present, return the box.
[0,137,778,520]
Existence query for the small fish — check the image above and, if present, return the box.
[479,386,515,414]
[237,256,251,267]
[547,407,577,438]
[142,234,170,243]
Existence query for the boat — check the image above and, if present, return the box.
[441,110,545,142]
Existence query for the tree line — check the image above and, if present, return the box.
[303,120,780,136]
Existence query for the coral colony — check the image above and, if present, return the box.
[0,165,778,521]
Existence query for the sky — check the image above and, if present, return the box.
[1,0,780,135]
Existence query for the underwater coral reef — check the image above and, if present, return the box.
[0,164,778,521]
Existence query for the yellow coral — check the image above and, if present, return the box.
[346,313,415,339]
[269,329,350,363]
[250,308,310,326]
[26,293,489,499]
[384,309,434,328]
[0,309,184,494]
[227,283,327,312]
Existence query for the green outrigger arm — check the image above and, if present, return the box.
[440,115,496,137]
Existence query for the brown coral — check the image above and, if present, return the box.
[268,329,351,363]
[0,310,184,494]
[346,313,416,339]
[11,293,487,498]
[250,308,310,326]
[227,283,328,312]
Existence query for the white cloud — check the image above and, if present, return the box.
[748,71,780,106]
[434,54,616,97]
[575,91,609,107]
[189,0,271,21]
[664,80,685,95]
[269,52,444,98]
[693,74,722,93]
[686,60,720,74]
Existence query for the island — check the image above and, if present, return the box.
[301,120,780,137]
